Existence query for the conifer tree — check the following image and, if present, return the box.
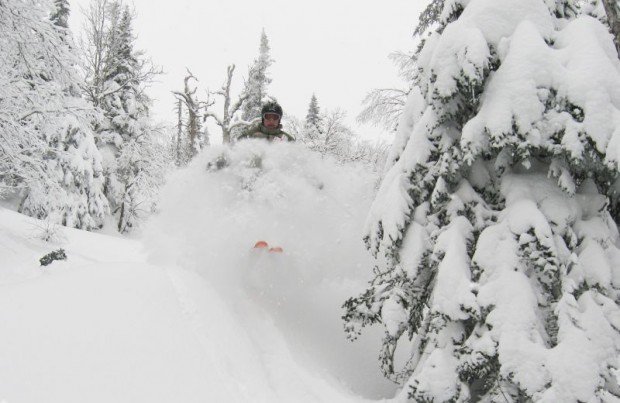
[83,0,166,232]
[47,0,108,229]
[305,94,322,134]
[343,0,620,401]
[240,29,274,121]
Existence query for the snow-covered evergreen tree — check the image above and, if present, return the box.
[343,0,620,401]
[83,1,166,232]
[46,0,108,229]
[307,96,319,120]
[0,0,108,230]
[26,112,109,230]
[305,93,322,131]
[240,29,274,121]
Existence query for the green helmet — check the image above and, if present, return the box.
[261,101,283,118]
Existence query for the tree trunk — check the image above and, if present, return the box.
[602,0,620,58]
[176,99,182,166]
[221,65,235,144]
[117,201,125,232]
[188,106,199,156]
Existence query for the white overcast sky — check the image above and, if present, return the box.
[70,0,426,142]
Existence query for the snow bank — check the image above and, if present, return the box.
[0,188,380,402]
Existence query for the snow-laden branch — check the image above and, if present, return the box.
[204,111,223,127]
[357,88,409,132]
[18,106,92,122]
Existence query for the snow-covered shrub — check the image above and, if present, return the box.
[289,112,389,170]
[344,0,620,401]
[31,216,67,244]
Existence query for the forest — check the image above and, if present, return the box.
[2,0,620,402]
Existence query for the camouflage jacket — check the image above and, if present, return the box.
[236,122,295,142]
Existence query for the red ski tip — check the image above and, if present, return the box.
[253,241,269,249]
[268,246,283,253]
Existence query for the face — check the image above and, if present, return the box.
[263,113,281,130]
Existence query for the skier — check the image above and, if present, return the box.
[236,101,295,142]
[233,101,292,252]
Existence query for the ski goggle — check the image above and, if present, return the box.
[263,113,281,121]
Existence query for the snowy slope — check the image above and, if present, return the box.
[0,142,397,402]
[145,141,397,399]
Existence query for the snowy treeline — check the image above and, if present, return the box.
[0,0,167,232]
[344,0,620,401]
[170,32,388,169]
[172,29,276,153]
[288,94,389,168]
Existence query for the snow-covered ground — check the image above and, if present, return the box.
[0,142,398,402]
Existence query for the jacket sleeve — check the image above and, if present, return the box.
[282,131,296,142]
[234,123,258,142]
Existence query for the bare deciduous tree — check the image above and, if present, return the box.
[204,65,254,144]
[358,88,409,132]
[80,0,161,107]
[173,69,206,161]
[357,51,415,132]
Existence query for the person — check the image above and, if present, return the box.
[236,101,295,142]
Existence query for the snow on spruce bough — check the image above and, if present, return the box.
[343,0,620,401]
